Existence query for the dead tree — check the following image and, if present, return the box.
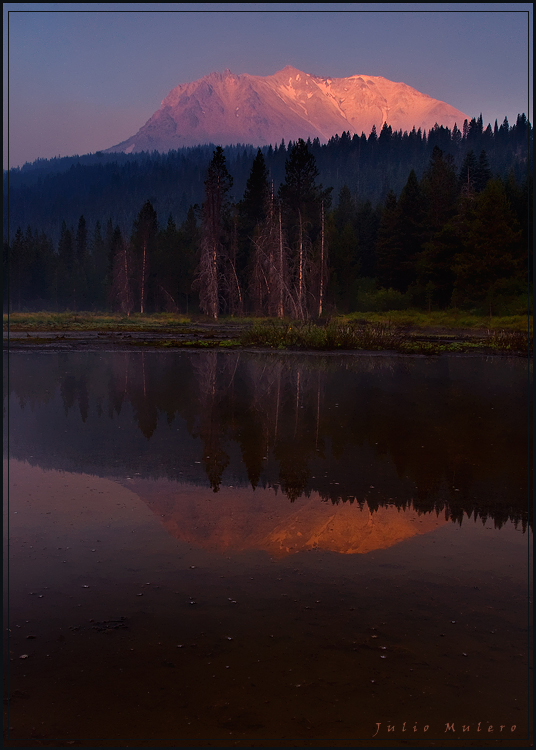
[112,235,134,316]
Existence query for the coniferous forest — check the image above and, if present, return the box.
[3,114,532,317]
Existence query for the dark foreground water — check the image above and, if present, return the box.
[3,350,532,747]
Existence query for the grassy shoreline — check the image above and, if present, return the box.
[2,309,532,332]
[3,311,532,355]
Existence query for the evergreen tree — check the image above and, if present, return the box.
[328,186,359,310]
[32,230,55,308]
[459,150,478,193]
[178,206,200,313]
[239,149,271,308]
[421,147,459,233]
[375,191,401,290]
[75,215,88,309]
[194,147,234,319]
[278,138,329,318]
[9,227,25,311]
[131,200,158,313]
[355,200,379,279]
[239,149,270,237]
[396,169,423,292]
[57,221,75,309]
[89,221,107,309]
[111,231,134,316]
[474,149,492,193]
[2,240,9,311]
[418,149,459,306]
[454,179,523,314]
[154,214,180,312]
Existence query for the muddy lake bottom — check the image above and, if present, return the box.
[3,349,532,746]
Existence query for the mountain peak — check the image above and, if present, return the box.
[106,67,468,154]
[278,64,305,75]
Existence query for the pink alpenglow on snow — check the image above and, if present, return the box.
[105,66,468,154]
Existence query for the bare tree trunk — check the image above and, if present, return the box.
[278,205,284,319]
[294,369,300,438]
[124,242,131,316]
[140,242,146,314]
[195,231,219,320]
[297,209,303,318]
[159,285,178,312]
[211,243,218,319]
[318,201,325,318]
[223,213,243,316]
[112,238,133,316]
[228,256,243,314]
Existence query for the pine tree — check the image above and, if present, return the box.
[178,206,200,313]
[154,214,180,312]
[89,221,107,309]
[355,200,379,280]
[454,179,523,314]
[75,215,88,309]
[474,150,492,193]
[418,149,460,306]
[459,150,478,193]
[9,227,25,311]
[131,200,158,314]
[375,191,401,290]
[328,186,359,310]
[195,147,234,319]
[396,169,423,292]
[278,138,328,318]
[111,231,134,316]
[239,149,271,310]
[57,220,75,309]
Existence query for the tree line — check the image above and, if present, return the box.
[4,113,531,247]
[4,118,532,317]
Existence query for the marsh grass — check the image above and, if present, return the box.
[4,311,531,354]
[240,321,531,355]
[333,309,532,332]
[241,321,404,351]
[486,329,533,355]
[3,311,191,330]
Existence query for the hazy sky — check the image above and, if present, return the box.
[4,2,533,169]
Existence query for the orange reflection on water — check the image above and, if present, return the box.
[124,477,447,557]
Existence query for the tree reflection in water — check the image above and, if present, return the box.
[4,350,531,529]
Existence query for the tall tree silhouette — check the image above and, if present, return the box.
[454,179,523,315]
[131,200,158,314]
[195,147,234,319]
[111,230,134,316]
[278,138,328,318]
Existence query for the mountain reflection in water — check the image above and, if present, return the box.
[124,479,447,556]
[3,350,531,745]
[4,350,531,530]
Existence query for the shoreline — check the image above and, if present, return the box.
[3,327,532,356]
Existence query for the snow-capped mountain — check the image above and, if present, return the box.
[106,66,468,153]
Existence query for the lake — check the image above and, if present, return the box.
[3,350,532,747]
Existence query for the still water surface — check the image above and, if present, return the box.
[3,351,532,746]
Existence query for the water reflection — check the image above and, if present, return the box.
[4,350,531,744]
[126,478,447,556]
[4,350,531,531]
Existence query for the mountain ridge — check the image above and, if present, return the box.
[105,66,469,154]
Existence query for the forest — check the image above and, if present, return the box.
[3,113,532,317]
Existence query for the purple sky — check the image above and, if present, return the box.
[4,3,533,169]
